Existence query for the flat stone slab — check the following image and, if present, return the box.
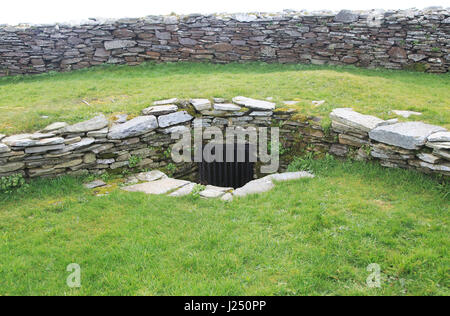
[64,115,108,133]
[233,178,275,197]
[213,103,242,111]
[65,138,95,151]
[108,116,158,139]
[199,188,226,199]
[87,128,108,138]
[153,98,178,106]
[417,153,441,164]
[104,40,136,50]
[191,99,212,111]
[136,170,167,182]
[25,144,65,154]
[426,142,450,150]
[0,143,11,154]
[250,111,273,116]
[43,122,68,132]
[2,134,33,147]
[0,162,25,173]
[283,101,299,106]
[122,178,190,195]
[264,171,315,182]
[0,134,5,141]
[392,110,422,118]
[334,10,359,23]
[433,149,450,160]
[160,125,190,135]
[204,185,233,192]
[83,180,106,189]
[232,96,275,111]
[169,183,196,197]
[142,105,178,116]
[330,108,385,134]
[221,193,234,202]
[419,162,450,172]
[158,111,193,128]
[369,122,446,150]
[30,133,56,140]
[428,131,450,142]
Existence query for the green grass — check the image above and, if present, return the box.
[1,158,448,296]
[0,62,449,134]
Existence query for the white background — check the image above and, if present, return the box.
[1,0,448,25]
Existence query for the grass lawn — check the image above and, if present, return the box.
[0,158,448,296]
[0,62,449,134]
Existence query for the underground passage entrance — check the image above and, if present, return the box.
[198,143,255,189]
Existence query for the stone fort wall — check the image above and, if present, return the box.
[0,8,449,76]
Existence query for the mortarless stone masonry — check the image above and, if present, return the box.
[0,8,449,76]
[0,97,448,181]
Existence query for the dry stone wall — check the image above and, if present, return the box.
[0,97,449,182]
[1,8,449,76]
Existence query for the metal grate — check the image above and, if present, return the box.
[199,143,255,189]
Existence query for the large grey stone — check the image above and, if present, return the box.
[142,105,178,116]
[153,98,178,105]
[417,153,441,164]
[104,40,137,50]
[250,111,273,116]
[330,108,384,134]
[108,116,158,139]
[191,99,212,111]
[428,131,450,142]
[0,143,10,154]
[87,128,108,138]
[84,180,106,189]
[34,137,64,146]
[65,138,96,151]
[136,170,168,182]
[158,111,193,128]
[199,188,226,198]
[2,134,33,147]
[30,133,56,140]
[369,122,446,150]
[213,103,242,111]
[232,96,275,111]
[419,162,450,172]
[433,149,450,160]
[25,144,65,154]
[263,171,314,182]
[0,162,24,173]
[160,125,190,135]
[169,183,196,196]
[122,178,190,195]
[64,115,108,133]
[334,10,359,23]
[43,122,68,132]
[426,142,450,150]
[0,134,5,141]
[233,178,274,197]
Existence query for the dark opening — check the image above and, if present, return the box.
[198,143,255,189]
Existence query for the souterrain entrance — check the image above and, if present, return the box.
[198,143,255,189]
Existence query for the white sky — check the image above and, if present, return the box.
[1,0,449,25]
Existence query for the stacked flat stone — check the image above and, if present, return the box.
[1,98,449,180]
[330,109,449,176]
[0,97,298,179]
[0,8,449,77]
